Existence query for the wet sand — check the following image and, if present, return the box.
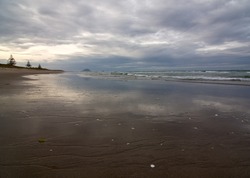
[0,71,250,178]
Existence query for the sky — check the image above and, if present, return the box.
[0,0,250,71]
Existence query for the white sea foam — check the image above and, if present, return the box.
[205,71,229,74]
[168,76,244,81]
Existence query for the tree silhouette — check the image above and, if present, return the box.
[38,64,42,69]
[7,54,16,66]
[26,60,31,68]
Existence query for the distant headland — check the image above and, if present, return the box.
[82,69,91,72]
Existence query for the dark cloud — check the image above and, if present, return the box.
[0,0,250,70]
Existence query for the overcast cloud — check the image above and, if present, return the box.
[0,0,250,71]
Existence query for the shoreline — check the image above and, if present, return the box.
[167,78,250,86]
[0,67,63,81]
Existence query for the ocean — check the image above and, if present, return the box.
[78,70,250,82]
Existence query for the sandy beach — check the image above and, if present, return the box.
[1,70,250,178]
[0,67,62,77]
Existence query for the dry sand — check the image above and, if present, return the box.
[0,69,250,178]
[0,67,62,78]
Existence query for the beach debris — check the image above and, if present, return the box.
[211,147,214,150]
[75,123,79,126]
[188,117,192,120]
[96,119,101,121]
[126,142,130,145]
[38,138,46,143]
[241,120,244,123]
[193,127,198,130]
[131,127,135,130]
[111,139,114,142]
[49,149,53,152]
[150,164,155,168]
[215,114,218,117]
[181,149,185,152]
[118,123,122,126]
[160,143,163,146]
[231,131,235,134]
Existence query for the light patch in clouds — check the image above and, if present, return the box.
[196,41,250,55]
[0,43,83,61]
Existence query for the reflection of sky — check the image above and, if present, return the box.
[1,72,250,140]
[22,73,250,116]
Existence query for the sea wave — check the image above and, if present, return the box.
[166,76,245,81]
[78,71,250,82]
